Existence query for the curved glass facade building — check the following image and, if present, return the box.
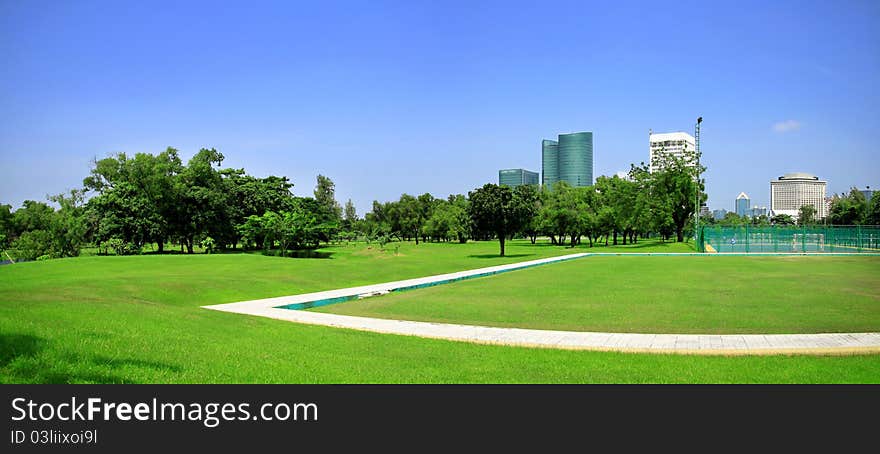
[542,132,593,188]
[499,168,539,187]
[541,139,558,187]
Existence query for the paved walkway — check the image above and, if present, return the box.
[203,252,880,355]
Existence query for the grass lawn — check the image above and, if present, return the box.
[2,239,879,384]
[317,255,880,334]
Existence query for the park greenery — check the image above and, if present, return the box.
[2,240,879,384]
[2,145,878,260]
[318,254,880,334]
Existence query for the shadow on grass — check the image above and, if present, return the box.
[467,253,534,259]
[0,333,43,368]
[1,333,182,384]
[285,250,334,259]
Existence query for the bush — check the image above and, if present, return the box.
[201,236,216,254]
[11,230,52,260]
[107,238,141,255]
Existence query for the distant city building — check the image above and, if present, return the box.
[750,206,767,218]
[770,172,828,219]
[498,168,539,187]
[648,131,697,173]
[825,196,834,217]
[699,205,710,218]
[542,132,593,187]
[712,209,727,221]
[735,192,750,217]
[858,186,874,202]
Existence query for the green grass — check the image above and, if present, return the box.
[1,239,879,383]
[317,255,880,334]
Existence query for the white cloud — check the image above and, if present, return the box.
[773,120,801,133]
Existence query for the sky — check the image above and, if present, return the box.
[1,0,878,214]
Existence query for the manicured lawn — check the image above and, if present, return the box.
[318,255,880,334]
[1,239,879,384]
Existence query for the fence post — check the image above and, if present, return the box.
[745,224,750,253]
[858,225,862,253]
[801,223,806,253]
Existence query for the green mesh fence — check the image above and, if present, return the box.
[697,225,880,253]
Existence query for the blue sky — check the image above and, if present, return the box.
[1,0,878,214]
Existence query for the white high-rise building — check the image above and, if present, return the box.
[770,173,828,220]
[648,131,697,173]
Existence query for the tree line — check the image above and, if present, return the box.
[353,149,705,256]
[2,145,708,259]
[1,148,344,260]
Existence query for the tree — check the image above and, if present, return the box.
[237,215,267,250]
[396,194,421,243]
[650,147,706,242]
[468,184,531,256]
[343,199,358,231]
[771,214,795,225]
[417,193,435,243]
[48,189,88,258]
[719,211,746,227]
[223,172,296,249]
[797,204,817,226]
[829,189,868,225]
[173,148,228,253]
[867,194,880,225]
[0,204,12,249]
[314,175,342,222]
[84,149,182,253]
[512,185,540,243]
[13,200,54,233]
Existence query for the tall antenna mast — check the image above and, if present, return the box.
[694,116,703,245]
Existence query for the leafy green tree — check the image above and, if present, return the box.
[749,214,770,226]
[771,214,795,225]
[0,204,15,249]
[512,185,540,243]
[237,215,267,250]
[343,199,358,231]
[13,200,54,233]
[650,148,706,242]
[84,149,182,253]
[719,211,746,227]
[867,194,880,225]
[173,148,228,253]
[829,189,868,225]
[417,193,435,243]
[396,194,421,243]
[314,175,342,222]
[11,230,53,260]
[223,172,295,249]
[797,204,817,226]
[468,184,531,256]
[47,189,88,258]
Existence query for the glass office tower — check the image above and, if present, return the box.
[541,139,558,187]
[542,132,593,188]
[499,169,539,187]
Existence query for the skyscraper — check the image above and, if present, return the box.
[542,132,593,188]
[770,173,828,219]
[735,192,750,217]
[498,169,539,187]
[648,131,697,173]
[541,139,558,187]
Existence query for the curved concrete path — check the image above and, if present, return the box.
[203,252,880,355]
